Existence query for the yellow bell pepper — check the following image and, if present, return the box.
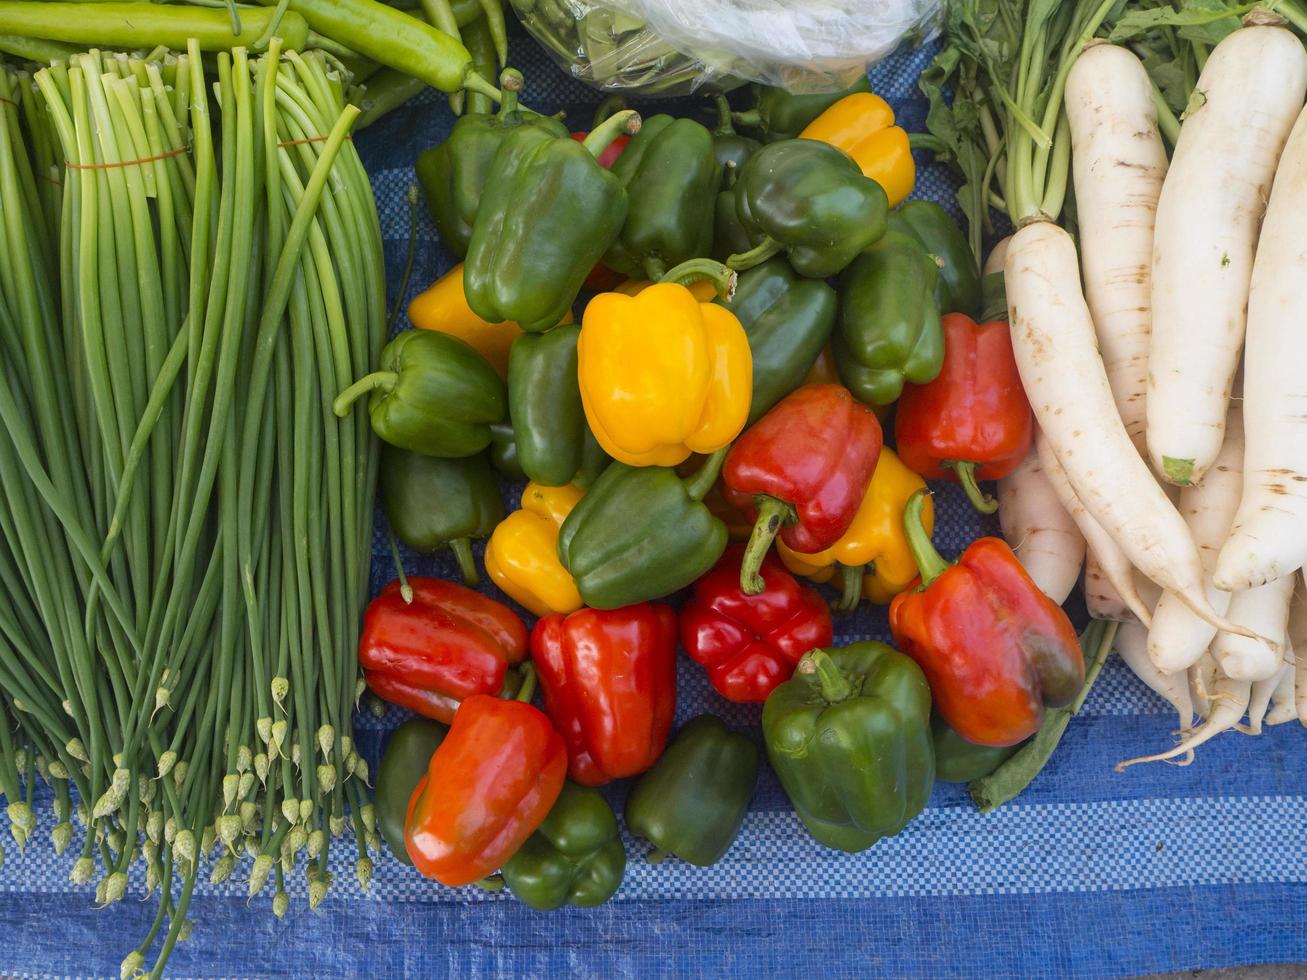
[484,483,585,617]
[778,447,932,608]
[407,264,573,379]
[611,278,718,301]
[799,93,915,208]
[578,280,751,468]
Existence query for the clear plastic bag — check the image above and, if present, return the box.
[511,0,942,96]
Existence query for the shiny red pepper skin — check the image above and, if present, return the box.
[889,493,1084,747]
[680,543,833,702]
[895,313,1033,513]
[359,577,528,724]
[530,603,678,785]
[723,384,882,593]
[405,694,566,886]
[570,131,630,290]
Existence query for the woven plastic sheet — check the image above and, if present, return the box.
[3,30,1306,980]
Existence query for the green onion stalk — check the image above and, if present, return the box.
[0,39,384,976]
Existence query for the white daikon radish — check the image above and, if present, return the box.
[1065,42,1168,454]
[1290,575,1307,727]
[1216,103,1307,590]
[983,237,1010,277]
[1115,620,1194,732]
[997,444,1085,604]
[1033,427,1151,624]
[1242,661,1289,734]
[1117,662,1250,769]
[1190,651,1219,721]
[1146,18,1307,486]
[1211,573,1293,682]
[1263,657,1297,727]
[1007,221,1267,644]
[1148,408,1243,672]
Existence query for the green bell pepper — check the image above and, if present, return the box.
[507,323,610,488]
[624,714,758,867]
[931,714,1019,784]
[603,114,720,280]
[375,718,447,865]
[710,94,760,184]
[712,186,753,263]
[416,69,570,259]
[888,200,981,317]
[833,230,944,406]
[730,139,888,279]
[557,450,728,609]
[487,421,526,480]
[333,329,506,457]
[763,644,935,853]
[464,110,636,333]
[501,781,626,910]
[723,257,837,425]
[380,446,504,585]
[732,76,873,142]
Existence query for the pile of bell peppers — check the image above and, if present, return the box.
[348,71,1090,912]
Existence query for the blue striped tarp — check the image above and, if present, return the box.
[2,29,1305,980]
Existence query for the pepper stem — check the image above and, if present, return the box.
[943,460,998,514]
[643,256,668,281]
[514,663,537,705]
[495,68,522,119]
[681,447,729,503]
[660,258,737,301]
[388,531,413,604]
[740,496,795,595]
[583,109,641,157]
[726,237,783,272]
[713,94,735,135]
[903,488,950,587]
[798,648,852,703]
[462,68,502,104]
[592,94,627,128]
[732,109,761,130]
[332,371,397,418]
[644,847,669,865]
[835,563,864,614]
[449,538,479,587]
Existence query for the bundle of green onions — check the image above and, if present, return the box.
[0,38,384,976]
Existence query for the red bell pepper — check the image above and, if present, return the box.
[723,384,883,595]
[570,130,629,291]
[888,490,1084,747]
[680,543,833,702]
[405,670,566,886]
[530,602,677,786]
[359,577,528,724]
[895,313,1033,513]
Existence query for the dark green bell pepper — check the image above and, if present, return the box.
[624,714,758,867]
[888,200,981,317]
[730,139,888,279]
[507,323,610,488]
[333,329,506,457]
[723,257,837,425]
[603,114,720,280]
[763,644,934,853]
[380,446,504,585]
[710,95,760,185]
[931,714,1019,784]
[375,718,447,865]
[464,110,636,333]
[833,230,944,406]
[487,421,526,480]
[712,186,754,263]
[416,70,569,259]
[501,781,626,910]
[732,76,873,142]
[557,450,728,609]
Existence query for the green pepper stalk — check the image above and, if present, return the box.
[660,257,738,302]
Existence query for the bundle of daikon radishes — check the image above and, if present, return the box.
[927,0,1307,766]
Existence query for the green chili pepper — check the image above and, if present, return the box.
[333,328,506,457]
[732,76,872,142]
[460,14,499,116]
[464,110,637,333]
[416,69,569,258]
[507,324,609,488]
[763,644,934,853]
[375,718,448,865]
[888,201,982,318]
[380,446,504,585]
[722,257,837,425]
[602,114,720,280]
[624,714,758,867]
[931,714,1019,784]
[729,139,888,279]
[557,450,728,609]
[501,781,626,910]
[833,230,944,406]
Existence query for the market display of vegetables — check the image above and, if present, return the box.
[3,0,1307,973]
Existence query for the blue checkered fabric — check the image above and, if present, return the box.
[3,27,1305,980]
